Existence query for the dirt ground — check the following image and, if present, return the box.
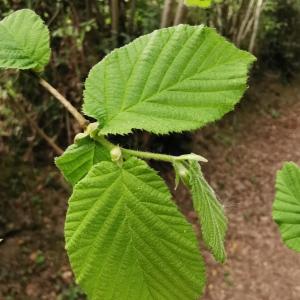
[197,74,300,300]
[1,74,300,300]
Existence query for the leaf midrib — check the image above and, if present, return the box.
[122,166,201,298]
[105,56,248,125]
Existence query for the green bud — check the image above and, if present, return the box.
[74,132,88,142]
[110,146,123,165]
[173,161,190,189]
[86,122,99,136]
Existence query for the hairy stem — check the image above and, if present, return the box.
[94,135,207,163]
[37,77,88,129]
[122,148,181,163]
[30,72,207,163]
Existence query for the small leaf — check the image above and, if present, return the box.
[273,162,300,252]
[65,157,206,300]
[83,25,255,135]
[55,136,110,186]
[187,161,227,262]
[0,9,50,71]
[185,0,212,8]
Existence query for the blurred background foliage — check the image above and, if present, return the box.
[0,0,300,164]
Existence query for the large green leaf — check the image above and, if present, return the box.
[55,136,110,186]
[187,161,227,262]
[0,9,50,71]
[83,25,255,135]
[273,162,300,252]
[65,157,205,300]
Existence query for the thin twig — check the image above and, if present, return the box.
[10,94,63,155]
[38,77,88,129]
[94,135,208,163]
[110,0,119,47]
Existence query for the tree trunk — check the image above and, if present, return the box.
[161,0,175,28]
[249,0,264,53]
[110,0,120,47]
[236,0,255,46]
[128,0,136,35]
[173,0,188,26]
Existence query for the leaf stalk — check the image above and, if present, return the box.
[29,72,88,129]
[93,135,207,164]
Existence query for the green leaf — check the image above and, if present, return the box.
[55,136,110,186]
[83,25,255,135]
[65,157,206,300]
[184,0,212,8]
[0,9,50,71]
[273,162,300,252]
[187,161,227,262]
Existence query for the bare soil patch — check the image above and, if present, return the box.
[195,75,300,300]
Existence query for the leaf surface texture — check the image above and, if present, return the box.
[187,161,227,262]
[83,25,255,135]
[0,9,50,70]
[55,136,110,186]
[273,162,300,252]
[65,157,206,299]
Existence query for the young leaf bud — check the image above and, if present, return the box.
[110,146,123,165]
[74,132,88,142]
[173,161,190,188]
[178,163,189,179]
[86,122,99,136]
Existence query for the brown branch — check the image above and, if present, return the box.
[10,95,63,155]
[111,0,120,34]
[38,77,88,129]
[110,0,120,47]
